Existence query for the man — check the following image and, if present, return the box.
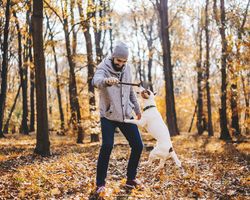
[92,41,143,193]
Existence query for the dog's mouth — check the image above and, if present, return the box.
[141,90,150,99]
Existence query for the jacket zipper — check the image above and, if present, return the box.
[119,73,124,121]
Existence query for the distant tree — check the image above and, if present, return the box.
[196,19,205,135]
[140,6,158,91]
[157,0,179,136]
[45,13,65,132]
[27,1,35,133]
[3,84,21,134]
[132,14,144,84]
[14,8,29,135]
[93,0,105,65]
[45,0,84,143]
[78,0,98,142]
[230,0,250,136]
[0,0,11,138]
[32,0,50,156]
[204,0,213,136]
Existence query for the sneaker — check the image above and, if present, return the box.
[96,185,105,194]
[125,179,142,189]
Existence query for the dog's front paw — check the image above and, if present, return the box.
[124,119,131,123]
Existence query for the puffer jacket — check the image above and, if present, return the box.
[92,56,140,122]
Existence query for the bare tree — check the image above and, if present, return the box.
[156,0,179,136]
[45,13,65,132]
[196,21,205,135]
[78,0,98,142]
[45,0,84,143]
[230,0,250,136]
[3,84,21,133]
[0,0,11,138]
[28,1,35,133]
[140,6,158,91]
[213,0,231,140]
[204,0,214,136]
[32,0,50,156]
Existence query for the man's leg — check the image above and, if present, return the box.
[96,117,116,186]
[118,122,143,180]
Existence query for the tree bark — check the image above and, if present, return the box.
[197,27,205,135]
[205,0,214,136]
[231,0,249,136]
[13,10,29,135]
[157,0,179,136]
[61,0,84,143]
[230,84,240,135]
[32,0,51,156]
[78,0,98,142]
[93,0,104,65]
[0,0,11,138]
[213,0,231,140]
[29,3,35,133]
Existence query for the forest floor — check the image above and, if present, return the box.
[0,131,249,200]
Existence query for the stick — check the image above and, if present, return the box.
[119,82,140,87]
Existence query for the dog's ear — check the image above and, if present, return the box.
[139,86,146,92]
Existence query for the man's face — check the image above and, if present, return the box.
[113,57,127,69]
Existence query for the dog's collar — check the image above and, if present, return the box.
[143,105,156,112]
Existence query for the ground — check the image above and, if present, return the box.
[0,131,249,199]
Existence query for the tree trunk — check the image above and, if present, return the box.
[216,0,231,140]
[197,27,205,135]
[78,0,98,142]
[231,0,250,136]
[140,11,156,92]
[188,104,197,133]
[14,10,29,135]
[157,0,179,136]
[0,0,11,138]
[32,0,51,156]
[133,15,143,84]
[241,74,249,134]
[29,10,35,133]
[205,0,214,136]
[93,0,104,65]
[53,42,65,131]
[230,84,240,135]
[3,84,21,133]
[61,0,84,143]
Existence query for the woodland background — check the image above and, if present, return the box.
[0,0,249,199]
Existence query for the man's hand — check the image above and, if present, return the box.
[104,77,119,86]
[136,113,141,120]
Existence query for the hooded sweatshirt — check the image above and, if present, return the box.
[92,56,140,122]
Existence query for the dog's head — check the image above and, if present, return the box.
[138,86,156,100]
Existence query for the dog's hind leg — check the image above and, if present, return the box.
[169,148,186,175]
[169,148,181,167]
[154,158,166,172]
[142,150,156,165]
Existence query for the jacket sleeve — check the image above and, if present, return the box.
[91,66,109,89]
[130,87,141,115]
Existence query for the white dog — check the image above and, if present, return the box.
[125,87,185,174]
